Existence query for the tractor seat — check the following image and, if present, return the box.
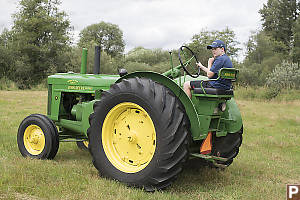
[194,88,234,95]
[192,68,238,96]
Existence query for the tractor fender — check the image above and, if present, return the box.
[116,71,202,140]
[222,98,243,133]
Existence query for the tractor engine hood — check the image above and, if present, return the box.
[48,72,120,92]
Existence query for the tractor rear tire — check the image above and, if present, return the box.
[87,77,189,191]
[17,114,59,159]
[212,126,243,167]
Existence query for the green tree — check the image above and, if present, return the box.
[240,0,300,87]
[292,16,300,63]
[0,29,15,79]
[126,47,169,66]
[245,31,286,65]
[78,21,125,57]
[0,45,13,80]
[241,31,285,86]
[259,0,299,52]
[187,27,240,66]
[123,47,172,74]
[10,0,72,88]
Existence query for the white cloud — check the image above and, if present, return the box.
[0,0,19,31]
[0,0,268,58]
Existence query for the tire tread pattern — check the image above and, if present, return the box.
[87,77,190,191]
[17,114,59,159]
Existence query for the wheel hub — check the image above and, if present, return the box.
[102,102,156,173]
[29,132,41,144]
[127,131,137,143]
[23,125,45,155]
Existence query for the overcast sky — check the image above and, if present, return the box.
[0,0,268,58]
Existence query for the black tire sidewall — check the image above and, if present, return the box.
[89,92,170,186]
[17,114,56,159]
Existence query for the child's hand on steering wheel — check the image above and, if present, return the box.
[208,57,215,66]
[197,61,203,68]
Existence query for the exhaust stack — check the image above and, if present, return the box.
[94,46,101,74]
[80,48,88,74]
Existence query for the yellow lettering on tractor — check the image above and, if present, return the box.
[67,80,79,84]
[224,73,235,78]
[67,86,93,90]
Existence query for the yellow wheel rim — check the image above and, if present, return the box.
[83,141,89,148]
[23,125,45,155]
[102,102,157,173]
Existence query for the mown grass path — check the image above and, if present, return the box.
[0,91,299,200]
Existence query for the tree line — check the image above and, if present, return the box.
[0,0,299,89]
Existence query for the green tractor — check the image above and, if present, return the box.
[17,46,243,191]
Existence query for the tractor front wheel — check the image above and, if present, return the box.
[88,77,189,191]
[17,114,59,159]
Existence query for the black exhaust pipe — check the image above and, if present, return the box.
[94,46,101,74]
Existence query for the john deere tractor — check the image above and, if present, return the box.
[17,46,243,191]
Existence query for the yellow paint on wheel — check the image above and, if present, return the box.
[23,125,45,155]
[102,102,156,173]
[83,140,89,148]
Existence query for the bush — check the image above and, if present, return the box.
[234,86,258,100]
[266,61,300,89]
[124,61,151,73]
[152,61,172,74]
[262,87,281,100]
[0,77,17,90]
[237,64,265,86]
[126,47,169,66]
[235,86,300,101]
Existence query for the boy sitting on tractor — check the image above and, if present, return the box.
[183,40,233,98]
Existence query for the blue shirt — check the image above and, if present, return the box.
[209,54,233,90]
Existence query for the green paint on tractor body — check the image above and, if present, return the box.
[47,70,242,142]
[47,73,119,141]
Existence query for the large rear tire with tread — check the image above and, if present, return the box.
[17,114,59,159]
[88,77,189,191]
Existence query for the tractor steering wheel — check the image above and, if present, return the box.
[178,46,200,78]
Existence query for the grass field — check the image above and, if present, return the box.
[0,90,299,200]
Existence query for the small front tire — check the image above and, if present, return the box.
[17,114,59,159]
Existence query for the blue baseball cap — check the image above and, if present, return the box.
[207,40,226,51]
